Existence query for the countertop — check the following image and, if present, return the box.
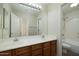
[0,35,57,52]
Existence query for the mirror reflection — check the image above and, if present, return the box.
[0,3,48,39]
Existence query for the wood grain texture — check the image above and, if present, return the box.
[0,40,57,56]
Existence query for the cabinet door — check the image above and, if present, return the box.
[32,49,42,56]
[43,42,50,48]
[51,45,57,56]
[15,46,31,56]
[32,44,42,50]
[32,43,42,56]
[43,47,51,56]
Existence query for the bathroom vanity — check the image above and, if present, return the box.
[0,4,57,56]
[0,36,57,56]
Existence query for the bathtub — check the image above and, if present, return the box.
[62,39,79,54]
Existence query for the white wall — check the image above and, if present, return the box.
[64,9,79,41]
[47,4,62,55]
[48,4,61,35]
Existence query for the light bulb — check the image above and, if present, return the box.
[70,3,78,7]
[39,6,42,9]
[36,5,39,8]
[28,3,32,5]
[32,4,36,7]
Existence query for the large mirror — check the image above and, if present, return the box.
[0,3,48,39]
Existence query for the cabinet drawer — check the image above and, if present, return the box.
[32,49,42,56]
[43,42,50,48]
[32,44,42,50]
[15,46,31,55]
[51,40,57,45]
[43,47,51,56]
[0,50,12,56]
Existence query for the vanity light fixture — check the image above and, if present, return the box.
[27,3,42,9]
[20,3,42,10]
[70,3,78,7]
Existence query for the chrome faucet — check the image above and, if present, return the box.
[42,34,45,39]
[13,37,18,42]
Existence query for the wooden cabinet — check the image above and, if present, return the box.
[0,50,13,56]
[51,45,57,56]
[32,49,42,56]
[51,40,57,56]
[32,44,42,50]
[43,42,50,48]
[0,40,57,56]
[43,42,51,56]
[43,47,51,56]
[15,46,31,56]
[32,44,42,56]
